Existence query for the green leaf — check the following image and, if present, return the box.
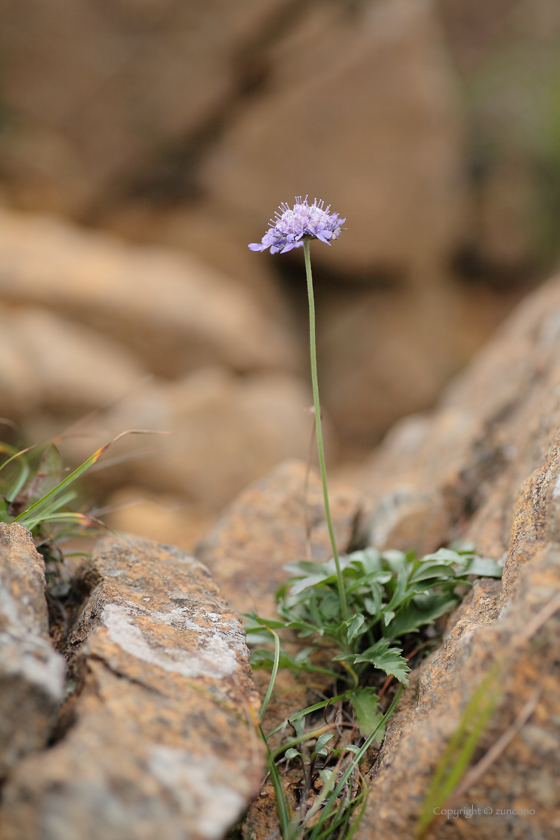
[290,572,331,596]
[463,556,503,578]
[308,687,402,840]
[12,431,147,530]
[19,490,78,529]
[353,639,410,685]
[346,571,392,594]
[386,593,459,638]
[284,560,323,576]
[250,647,338,680]
[344,613,365,644]
[31,444,64,499]
[347,547,383,574]
[384,560,410,613]
[244,630,278,645]
[349,688,385,738]
[13,443,108,527]
[382,609,395,626]
[420,548,465,565]
[381,549,407,565]
[294,646,318,667]
[285,748,301,760]
[250,648,302,671]
[266,749,291,837]
[314,733,335,755]
[243,613,286,630]
[409,563,456,584]
[317,591,342,621]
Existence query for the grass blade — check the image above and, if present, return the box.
[264,729,292,839]
[12,430,160,528]
[309,686,402,840]
[260,629,281,723]
[415,666,502,838]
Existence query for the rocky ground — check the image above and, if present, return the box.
[1,268,560,839]
[1,1,560,838]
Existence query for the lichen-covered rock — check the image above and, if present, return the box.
[359,545,560,840]
[0,523,65,779]
[0,536,263,840]
[196,460,365,840]
[351,274,560,839]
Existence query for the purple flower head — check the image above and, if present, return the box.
[249,196,345,254]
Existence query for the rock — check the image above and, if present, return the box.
[0,535,263,840]
[196,458,363,627]
[317,279,527,447]
[57,367,317,511]
[196,458,365,828]
[201,0,467,277]
[358,547,560,840]
[344,272,560,838]
[0,0,291,215]
[317,283,464,445]
[0,303,146,418]
[104,201,292,321]
[0,523,65,779]
[354,273,560,558]
[0,209,299,379]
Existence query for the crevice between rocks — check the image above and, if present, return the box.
[42,559,102,749]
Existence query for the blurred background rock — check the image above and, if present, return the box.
[0,0,558,548]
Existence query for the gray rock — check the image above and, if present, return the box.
[351,273,560,839]
[0,535,263,840]
[0,523,65,779]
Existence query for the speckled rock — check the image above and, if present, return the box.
[351,273,560,839]
[0,523,65,779]
[359,546,560,840]
[0,536,263,840]
[195,461,363,724]
[196,460,365,840]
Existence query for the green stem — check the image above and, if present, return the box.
[303,239,349,622]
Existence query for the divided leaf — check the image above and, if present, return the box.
[352,639,410,686]
[349,688,385,738]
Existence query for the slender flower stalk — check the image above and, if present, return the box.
[249,197,348,620]
[303,240,349,621]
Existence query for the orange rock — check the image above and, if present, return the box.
[0,209,299,379]
[349,274,560,839]
[196,459,364,618]
[0,535,264,840]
